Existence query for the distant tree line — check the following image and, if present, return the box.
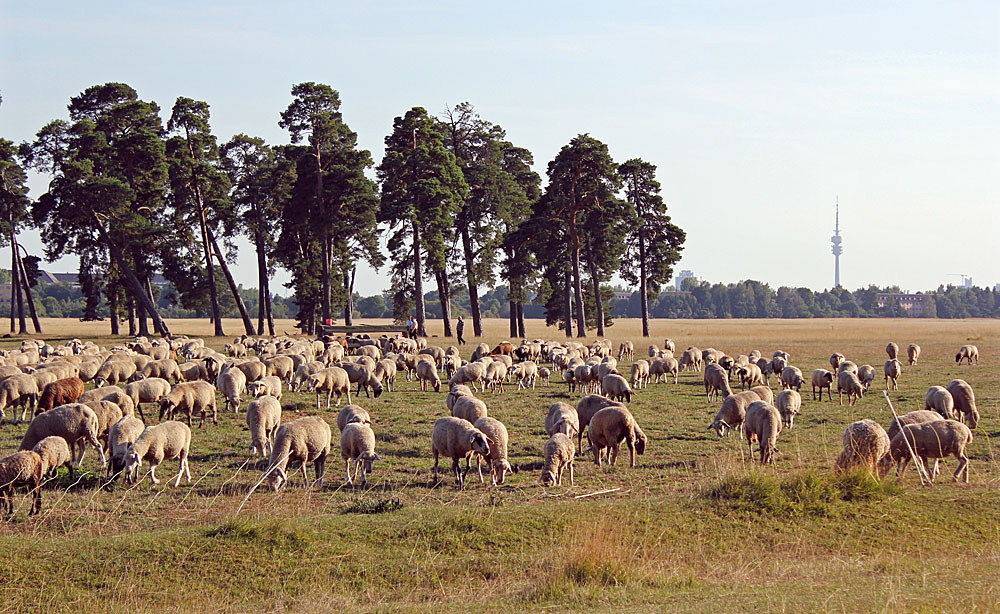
[0,83,685,337]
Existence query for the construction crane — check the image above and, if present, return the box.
[947,273,972,287]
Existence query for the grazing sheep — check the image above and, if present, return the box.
[883,420,973,483]
[737,363,764,391]
[775,389,802,428]
[811,369,835,401]
[650,356,679,384]
[141,359,184,383]
[540,433,575,487]
[445,384,474,413]
[336,404,372,432]
[107,416,145,477]
[629,360,650,390]
[770,356,788,382]
[123,421,192,487]
[340,422,380,486]
[703,363,732,403]
[430,417,491,487]
[36,377,86,416]
[838,360,859,377]
[545,402,580,437]
[883,359,902,391]
[247,396,282,457]
[78,386,136,418]
[485,360,509,394]
[265,416,332,491]
[858,365,876,392]
[264,355,295,384]
[709,390,759,438]
[679,347,702,372]
[217,367,248,413]
[232,359,267,382]
[575,395,624,452]
[750,385,774,405]
[340,362,384,398]
[83,400,124,452]
[617,341,635,361]
[513,361,539,390]
[539,367,551,386]
[924,386,956,419]
[93,360,138,387]
[20,403,106,467]
[177,361,208,383]
[0,451,44,516]
[307,367,351,409]
[886,410,945,441]
[946,379,979,428]
[291,361,325,392]
[837,370,864,406]
[32,436,73,478]
[602,373,633,403]
[449,362,486,392]
[885,342,899,360]
[829,353,845,371]
[474,416,512,486]
[955,344,979,365]
[158,381,218,428]
[779,366,805,391]
[373,359,397,392]
[248,375,283,401]
[124,377,172,419]
[834,419,890,478]
[587,405,646,468]
[907,344,921,366]
[451,396,488,425]
[744,401,782,464]
[0,373,40,424]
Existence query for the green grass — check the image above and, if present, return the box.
[0,317,997,612]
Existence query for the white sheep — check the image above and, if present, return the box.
[858,365,876,392]
[158,381,218,428]
[340,422,380,486]
[955,344,979,365]
[307,367,351,408]
[473,416,512,486]
[601,373,633,403]
[430,416,491,487]
[829,353,845,371]
[779,366,805,391]
[708,390,759,438]
[924,386,956,419]
[265,416,332,491]
[248,375,283,401]
[885,342,899,360]
[20,403,106,468]
[946,379,979,428]
[703,363,731,402]
[835,419,890,478]
[811,369,835,401]
[0,451,44,516]
[775,389,802,428]
[107,416,145,477]
[124,377,171,420]
[630,359,650,390]
[883,359,902,391]
[744,401,782,464]
[247,395,282,457]
[587,405,646,467]
[882,420,973,483]
[31,435,73,478]
[416,358,442,393]
[451,396,488,424]
[0,373,40,424]
[837,370,864,406]
[545,402,580,438]
[540,433,575,486]
[650,356,679,384]
[123,421,192,487]
[906,344,921,366]
[448,362,487,392]
[217,366,248,413]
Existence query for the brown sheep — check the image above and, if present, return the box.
[36,377,86,416]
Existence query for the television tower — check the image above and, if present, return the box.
[831,198,843,288]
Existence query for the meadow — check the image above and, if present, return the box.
[0,317,996,613]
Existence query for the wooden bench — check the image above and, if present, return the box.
[316,323,409,337]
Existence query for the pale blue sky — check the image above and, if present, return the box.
[2,1,997,297]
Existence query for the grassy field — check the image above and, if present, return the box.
[0,317,997,613]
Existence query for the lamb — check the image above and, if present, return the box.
[307,367,351,409]
[540,433,575,487]
[141,359,184,382]
[834,419,890,478]
[703,363,731,402]
[265,416,332,491]
[20,403,106,468]
[630,360,650,390]
[775,389,802,428]
[217,366,248,413]
[858,365,876,392]
[473,416,512,486]
[708,390,759,438]
[31,435,73,478]
[837,370,864,406]
[946,379,979,428]
[907,344,921,366]
[539,367,551,386]
[485,360,508,394]
[123,421,192,487]
[924,386,956,419]
[650,356,679,384]
[811,369,835,401]
[883,359,902,391]
[829,353,845,371]
[736,363,764,390]
[157,381,218,428]
[0,373,40,424]
[340,422,380,486]
[886,410,944,441]
[744,401,782,464]
[430,416,491,487]
[124,377,172,419]
[248,375,283,401]
[586,405,647,468]
[0,451,44,516]
[955,344,979,365]
[882,420,973,483]
[246,395,282,457]
[545,402,580,437]
[602,373,633,403]
[36,377,86,416]
[452,396,488,425]
[107,416,145,477]
[779,366,805,391]
[885,342,899,360]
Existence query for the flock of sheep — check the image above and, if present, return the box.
[0,332,984,517]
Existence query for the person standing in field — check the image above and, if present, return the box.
[456,316,465,345]
[407,316,417,339]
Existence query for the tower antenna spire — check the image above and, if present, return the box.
[831,197,843,288]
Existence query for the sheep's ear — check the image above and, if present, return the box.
[372,453,381,461]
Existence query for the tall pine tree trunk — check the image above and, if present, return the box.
[198,209,223,336]
[436,269,453,337]
[571,236,586,338]
[343,267,355,326]
[516,302,525,338]
[461,228,483,337]
[585,234,605,338]
[109,286,120,336]
[15,245,41,333]
[95,218,170,337]
[563,269,574,338]
[263,271,275,336]
[208,227,255,335]
[639,227,650,337]
[412,221,427,337]
[127,300,136,336]
[9,235,21,333]
[508,300,517,337]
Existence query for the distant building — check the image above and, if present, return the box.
[676,270,698,290]
[613,290,632,302]
[876,293,933,317]
[0,270,170,302]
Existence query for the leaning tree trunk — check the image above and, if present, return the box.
[15,245,41,333]
[95,217,170,336]
[461,228,483,337]
[563,269,574,338]
[412,221,427,337]
[435,269,454,337]
[585,235,605,338]
[208,227,255,335]
[198,210,223,336]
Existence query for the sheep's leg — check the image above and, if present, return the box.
[954,454,969,483]
[149,463,160,485]
[359,462,367,486]
[453,458,463,486]
[345,459,353,485]
[432,450,440,484]
[610,444,620,467]
[568,460,574,486]
[300,461,309,488]
[173,456,186,487]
